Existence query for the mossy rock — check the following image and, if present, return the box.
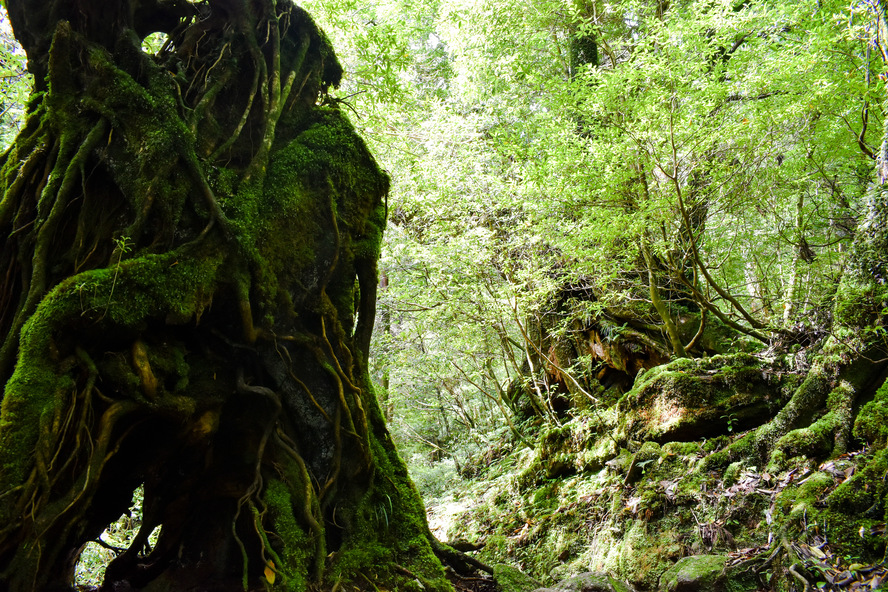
[605,448,634,476]
[534,572,634,592]
[579,436,618,472]
[625,441,661,483]
[822,448,888,557]
[659,555,727,592]
[722,461,743,487]
[615,520,683,589]
[781,471,834,519]
[620,354,791,443]
[538,416,613,477]
[827,447,888,519]
[494,564,542,592]
[854,378,888,447]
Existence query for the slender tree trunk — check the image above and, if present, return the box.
[783,192,806,327]
[641,242,687,358]
[378,272,394,421]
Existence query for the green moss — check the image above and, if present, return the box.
[615,520,683,589]
[770,376,856,464]
[623,354,788,443]
[492,564,541,592]
[97,353,142,395]
[834,278,888,331]
[660,555,727,592]
[765,464,885,562]
[772,419,832,461]
[780,471,834,520]
[702,431,756,471]
[61,39,197,230]
[854,378,888,447]
[662,441,702,456]
[218,106,388,329]
[531,482,560,509]
[608,448,634,475]
[774,450,888,560]
[625,441,662,483]
[0,246,223,494]
[0,8,401,587]
[263,479,312,592]
[144,339,190,394]
[524,414,618,479]
[209,166,241,197]
[722,462,743,487]
[579,436,618,472]
[327,382,450,592]
[828,448,888,520]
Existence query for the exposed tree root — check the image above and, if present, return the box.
[429,536,494,576]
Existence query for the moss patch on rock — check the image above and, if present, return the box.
[660,554,727,592]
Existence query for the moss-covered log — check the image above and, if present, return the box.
[0,1,449,590]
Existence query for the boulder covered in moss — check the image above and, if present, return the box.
[619,354,794,443]
[494,564,542,592]
[659,555,727,592]
[533,572,635,592]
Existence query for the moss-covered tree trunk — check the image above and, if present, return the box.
[0,1,448,590]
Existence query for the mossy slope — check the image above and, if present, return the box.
[444,355,888,592]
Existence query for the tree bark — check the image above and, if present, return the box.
[0,1,448,590]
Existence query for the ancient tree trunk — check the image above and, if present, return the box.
[0,1,447,590]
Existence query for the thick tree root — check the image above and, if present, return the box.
[429,535,494,576]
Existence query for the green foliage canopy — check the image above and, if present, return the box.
[289,0,882,460]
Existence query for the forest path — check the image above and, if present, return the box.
[427,494,476,541]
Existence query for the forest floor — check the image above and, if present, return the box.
[411,402,888,592]
[428,495,474,541]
